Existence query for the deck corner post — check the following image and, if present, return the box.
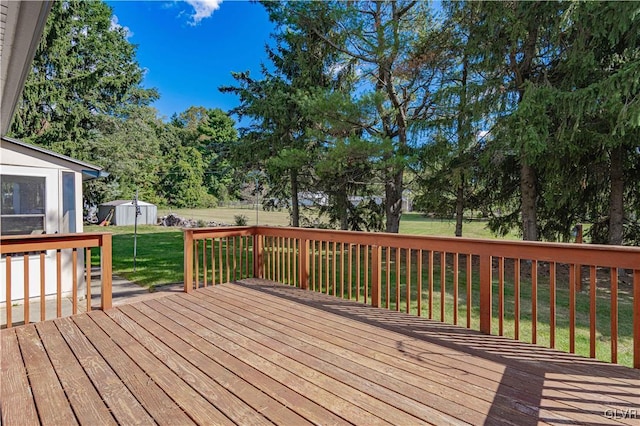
[299,239,309,290]
[184,230,193,293]
[101,233,113,310]
[253,232,263,279]
[371,245,381,308]
[634,269,640,369]
[479,254,492,334]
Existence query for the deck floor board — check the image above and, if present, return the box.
[2,278,639,426]
[71,313,189,425]
[15,324,78,425]
[224,282,640,424]
[135,299,349,426]
[35,321,116,425]
[0,329,39,425]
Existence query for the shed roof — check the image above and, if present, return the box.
[100,200,156,207]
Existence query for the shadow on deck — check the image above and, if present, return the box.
[2,278,638,425]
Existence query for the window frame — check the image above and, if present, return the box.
[1,174,47,236]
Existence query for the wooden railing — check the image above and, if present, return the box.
[183,227,256,292]
[1,233,112,328]
[184,226,640,368]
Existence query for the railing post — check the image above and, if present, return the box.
[184,230,193,293]
[574,224,583,292]
[479,254,492,334]
[371,245,381,308]
[298,239,309,290]
[101,234,112,310]
[634,269,640,369]
[253,232,263,279]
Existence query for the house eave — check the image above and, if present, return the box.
[0,0,53,136]
[1,136,104,179]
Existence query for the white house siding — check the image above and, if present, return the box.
[1,141,89,303]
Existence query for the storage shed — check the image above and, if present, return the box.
[98,199,157,226]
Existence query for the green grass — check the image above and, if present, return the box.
[157,207,291,227]
[157,208,515,239]
[86,225,184,287]
[399,213,520,239]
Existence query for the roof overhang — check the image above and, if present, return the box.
[1,136,107,181]
[1,0,52,136]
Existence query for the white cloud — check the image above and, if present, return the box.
[110,15,134,39]
[184,0,223,25]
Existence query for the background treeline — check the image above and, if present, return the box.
[9,1,640,244]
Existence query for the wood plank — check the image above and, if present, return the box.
[35,321,117,425]
[119,303,313,426]
[171,293,431,426]
[196,288,494,425]
[86,310,234,426]
[71,313,191,425]
[137,299,348,426]
[215,284,549,426]
[14,324,78,425]
[0,330,39,425]
[231,286,636,424]
[104,307,271,426]
[152,295,392,425]
[237,280,640,389]
[227,281,640,420]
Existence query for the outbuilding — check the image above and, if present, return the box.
[1,136,105,303]
[98,199,157,226]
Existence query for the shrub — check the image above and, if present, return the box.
[234,214,248,226]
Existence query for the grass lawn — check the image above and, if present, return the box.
[86,224,184,287]
[157,207,517,239]
[157,207,291,227]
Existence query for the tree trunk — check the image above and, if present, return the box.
[385,167,403,233]
[290,169,300,227]
[608,145,624,245]
[455,179,464,237]
[520,160,538,241]
[338,190,349,230]
[454,57,468,239]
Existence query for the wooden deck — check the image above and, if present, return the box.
[2,279,638,425]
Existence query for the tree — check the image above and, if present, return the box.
[292,1,446,233]
[8,0,159,207]
[413,1,486,237]
[84,106,165,206]
[540,1,640,244]
[221,1,337,227]
[465,1,568,241]
[10,0,157,153]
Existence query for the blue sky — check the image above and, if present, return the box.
[105,1,274,121]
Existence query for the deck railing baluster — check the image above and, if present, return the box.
[531,259,537,344]
[498,257,504,335]
[590,264,597,358]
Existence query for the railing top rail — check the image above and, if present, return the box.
[0,232,112,254]
[183,226,256,239]
[253,226,640,270]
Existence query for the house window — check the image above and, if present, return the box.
[1,175,46,235]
